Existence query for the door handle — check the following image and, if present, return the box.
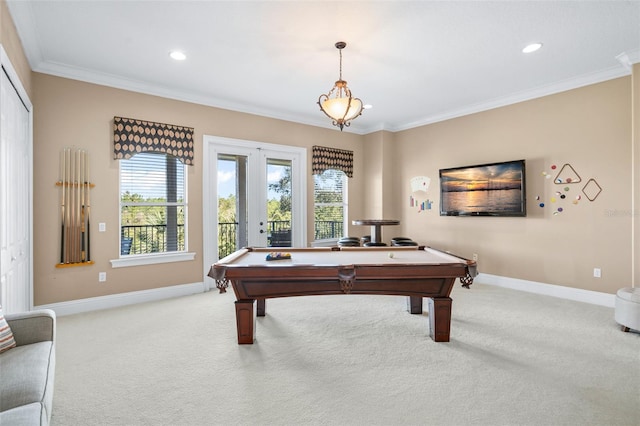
[259,229,265,234]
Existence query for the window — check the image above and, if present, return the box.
[314,169,347,241]
[119,152,187,256]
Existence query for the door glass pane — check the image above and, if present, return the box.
[217,154,248,259]
[267,158,292,247]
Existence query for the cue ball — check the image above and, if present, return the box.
[388,252,394,258]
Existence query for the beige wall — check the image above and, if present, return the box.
[360,130,400,222]
[394,77,633,294]
[32,73,635,305]
[0,0,31,97]
[381,131,401,221]
[361,131,384,217]
[32,73,365,305]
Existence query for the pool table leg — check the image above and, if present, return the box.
[257,299,266,316]
[235,299,256,344]
[428,297,452,342]
[407,296,423,314]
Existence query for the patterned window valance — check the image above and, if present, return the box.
[312,145,353,178]
[113,116,194,165]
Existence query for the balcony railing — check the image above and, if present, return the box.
[217,220,343,259]
[314,220,344,240]
[121,221,344,259]
[121,224,185,255]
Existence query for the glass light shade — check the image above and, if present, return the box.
[317,42,364,130]
[321,97,363,122]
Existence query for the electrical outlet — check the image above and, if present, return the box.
[472,253,478,261]
[98,272,107,282]
[593,268,601,278]
[99,222,106,232]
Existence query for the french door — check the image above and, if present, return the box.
[203,136,306,287]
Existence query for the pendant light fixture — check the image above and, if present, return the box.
[317,41,364,131]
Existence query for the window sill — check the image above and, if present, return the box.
[110,252,196,268]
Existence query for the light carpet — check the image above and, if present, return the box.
[52,283,639,426]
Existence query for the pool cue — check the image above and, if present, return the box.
[75,149,81,262]
[68,150,73,263]
[68,148,73,262]
[60,150,65,264]
[82,150,88,262]
[71,149,77,262]
[85,152,91,261]
[80,150,85,262]
[65,148,71,263]
[69,150,74,263]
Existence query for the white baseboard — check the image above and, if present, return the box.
[477,273,616,308]
[34,274,615,317]
[35,282,206,316]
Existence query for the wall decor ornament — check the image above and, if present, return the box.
[538,162,602,216]
[409,176,432,213]
[582,178,603,201]
[410,176,431,192]
[410,196,433,212]
[553,163,581,184]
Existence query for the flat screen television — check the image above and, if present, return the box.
[439,159,526,217]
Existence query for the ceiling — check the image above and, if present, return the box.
[7,1,640,135]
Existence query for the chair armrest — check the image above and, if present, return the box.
[5,309,56,346]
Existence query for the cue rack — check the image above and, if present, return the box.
[56,147,94,267]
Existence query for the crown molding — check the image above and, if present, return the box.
[31,58,632,136]
[615,48,640,71]
[392,63,631,132]
[37,59,348,127]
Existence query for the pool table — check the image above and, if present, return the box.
[208,246,477,344]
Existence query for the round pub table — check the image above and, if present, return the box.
[352,219,400,244]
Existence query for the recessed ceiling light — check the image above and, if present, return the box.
[363,104,373,110]
[522,43,543,53]
[169,51,186,61]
